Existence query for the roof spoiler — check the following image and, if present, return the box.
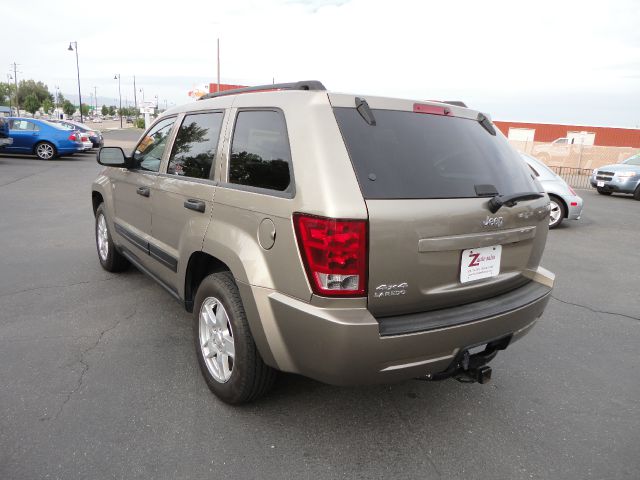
[442,100,468,108]
[198,80,326,100]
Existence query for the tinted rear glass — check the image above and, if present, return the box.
[333,108,536,199]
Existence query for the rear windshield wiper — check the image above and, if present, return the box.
[355,97,376,126]
[488,192,544,213]
[477,113,496,136]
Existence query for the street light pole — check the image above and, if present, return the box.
[114,74,122,128]
[68,41,83,123]
[133,75,137,108]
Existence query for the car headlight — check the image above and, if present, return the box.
[616,171,636,178]
[592,168,598,175]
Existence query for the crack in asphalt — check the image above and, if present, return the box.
[42,303,138,422]
[0,276,118,299]
[551,295,640,322]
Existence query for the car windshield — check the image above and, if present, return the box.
[623,154,640,166]
[522,153,557,178]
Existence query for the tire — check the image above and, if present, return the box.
[95,203,130,272]
[634,186,640,201]
[596,187,612,196]
[548,196,565,229]
[193,271,276,404]
[34,141,56,160]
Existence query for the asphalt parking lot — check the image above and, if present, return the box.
[1,131,638,480]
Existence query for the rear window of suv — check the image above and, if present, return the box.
[333,107,536,199]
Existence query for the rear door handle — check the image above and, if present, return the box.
[184,199,206,213]
[136,186,150,197]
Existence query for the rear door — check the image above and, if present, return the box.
[7,119,39,152]
[150,110,226,288]
[331,98,549,317]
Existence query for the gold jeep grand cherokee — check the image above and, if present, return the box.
[91,81,554,404]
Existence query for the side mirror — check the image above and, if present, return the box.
[97,146,130,168]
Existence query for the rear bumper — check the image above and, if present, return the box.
[240,267,554,386]
[567,195,583,220]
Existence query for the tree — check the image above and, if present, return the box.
[62,100,76,117]
[80,103,90,117]
[108,105,116,116]
[24,93,41,115]
[101,105,108,116]
[0,82,15,106]
[17,79,53,106]
[42,98,53,114]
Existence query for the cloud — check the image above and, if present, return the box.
[2,0,639,126]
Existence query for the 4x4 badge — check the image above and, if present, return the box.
[482,215,503,227]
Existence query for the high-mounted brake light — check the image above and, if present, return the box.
[413,103,451,116]
[293,214,367,297]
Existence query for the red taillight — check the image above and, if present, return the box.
[293,214,367,297]
[81,136,88,142]
[413,103,451,116]
[69,134,76,141]
[568,186,577,196]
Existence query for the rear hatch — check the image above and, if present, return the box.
[331,95,549,317]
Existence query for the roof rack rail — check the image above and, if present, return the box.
[442,100,468,108]
[198,80,326,101]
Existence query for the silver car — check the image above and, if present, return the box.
[590,153,640,200]
[521,153,584,229]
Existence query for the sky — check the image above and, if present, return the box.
[3,0,640,127]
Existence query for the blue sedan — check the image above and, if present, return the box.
[3,117,83,160]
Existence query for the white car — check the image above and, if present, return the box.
[520,153,584,229]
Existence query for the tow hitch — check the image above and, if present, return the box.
[416,335,511,384]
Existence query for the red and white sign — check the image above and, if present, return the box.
[460,245,502,283]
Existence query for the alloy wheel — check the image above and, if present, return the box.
[96,214,109,261]
[36,143,54,160]
[199,297,235,383]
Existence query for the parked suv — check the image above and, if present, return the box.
[91,81,554,404]
[590,153,640,199]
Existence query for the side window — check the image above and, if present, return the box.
[133,117,176,172]
[229,110,292,192]
[167,112,223,179]
[11,120,37,131]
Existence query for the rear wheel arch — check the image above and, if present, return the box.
[548,194,568,218]
[184,252,231,312]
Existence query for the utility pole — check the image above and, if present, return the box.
[217,38,220,93]
[6,74,12,113]
[94,86,97,113]
[10,62,19,114]
[133,75,137,108]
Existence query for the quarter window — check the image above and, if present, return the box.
[229,110,292,192]
[167,112,223,179]
[133,117,176,172]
